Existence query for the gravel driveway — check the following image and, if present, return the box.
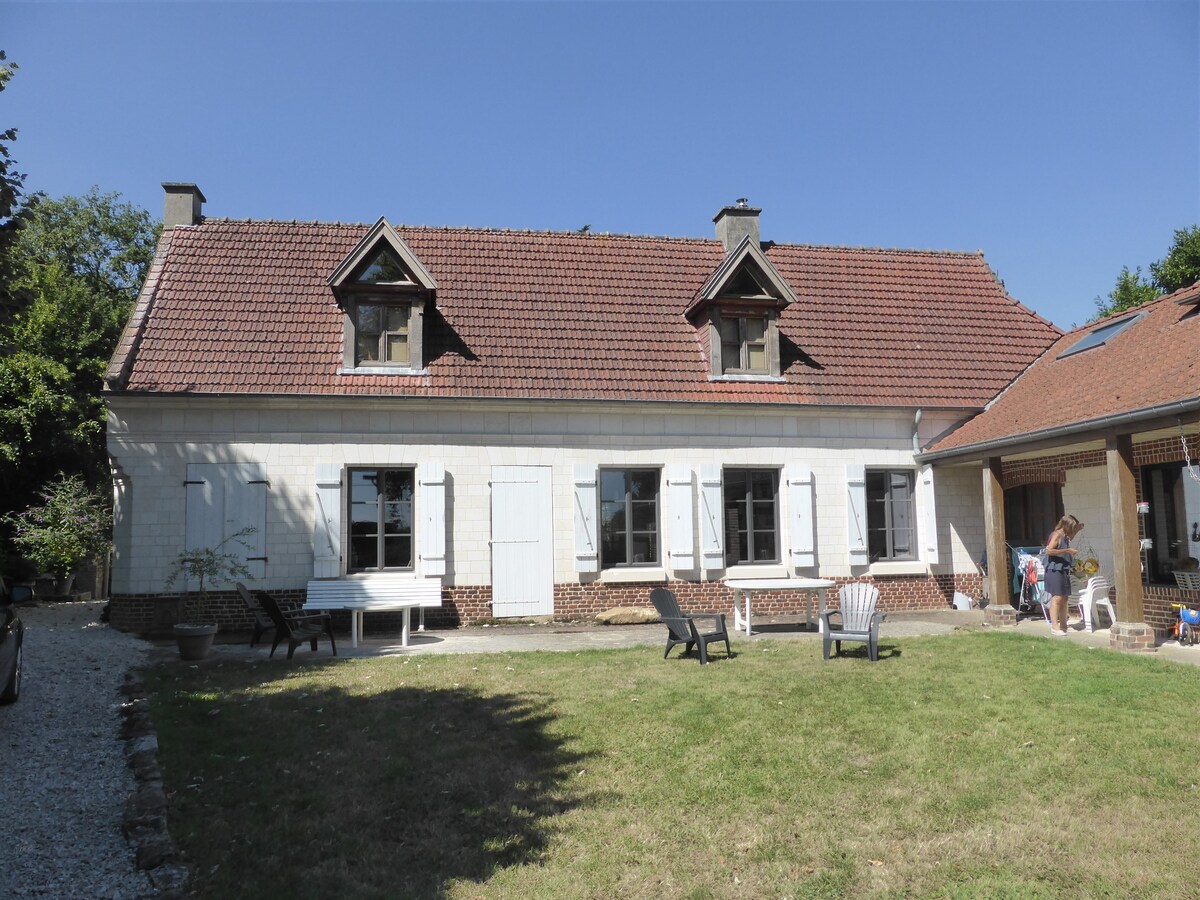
[0,601,154,898]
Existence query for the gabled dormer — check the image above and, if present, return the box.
[328,217,438,373]
[687,201,797,379]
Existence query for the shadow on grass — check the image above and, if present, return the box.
[147,660,596,897]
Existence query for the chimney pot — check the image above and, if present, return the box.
[162,182,206,228]
[713,199,761,252]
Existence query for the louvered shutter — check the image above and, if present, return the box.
[846,464,868,566]
[313,464,342,578]
[919,464,939,564]
[419,461,447,576]
[573,465,598,573]
[665,465,695,571]
[699,464,724,571]
[784,463,815,568]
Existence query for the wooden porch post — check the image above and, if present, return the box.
[1107,434,1154,651]
[982,456,1014,626]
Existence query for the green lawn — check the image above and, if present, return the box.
[144,632,1200,898]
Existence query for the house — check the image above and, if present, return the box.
[102,184,1062,634]
[921,279,1200,648]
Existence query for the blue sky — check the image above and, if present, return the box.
[4,1,1197,329]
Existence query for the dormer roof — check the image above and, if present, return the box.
[687,235,799,319]
[327,216,438,299]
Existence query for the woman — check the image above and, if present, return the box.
[1044,514,1083,635]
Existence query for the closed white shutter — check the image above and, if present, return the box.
[419,461,447,576]
[919,464,939,564]
[573,464,598,573]
[184,464,224,594]
[846,463,868,566]
[230,463,269,579]
[665,465,695,571]
[784,463,815,568]
[313,464,343,578]
[699,464,724,571]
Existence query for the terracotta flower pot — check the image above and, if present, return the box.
[173,623,218,660]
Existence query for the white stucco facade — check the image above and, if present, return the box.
[107,395,982,602]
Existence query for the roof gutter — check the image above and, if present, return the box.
[918,397,1200,463]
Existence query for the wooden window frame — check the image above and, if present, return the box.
[347,466,416,573]
[342,295,425,371]
[866,468,916,562]
[722,468,781,565]
[599,468,660,570]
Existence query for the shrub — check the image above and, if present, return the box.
[4,473,111,579]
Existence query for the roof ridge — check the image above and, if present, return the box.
[196,217,989,256]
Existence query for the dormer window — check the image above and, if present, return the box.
[687,223,797,381]
[327,218,438,373]
[720,315,768,374]
[355,301,411,365]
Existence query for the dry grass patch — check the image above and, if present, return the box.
[144,632,1199,898]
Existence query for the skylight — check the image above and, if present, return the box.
[1058,313,1143,358]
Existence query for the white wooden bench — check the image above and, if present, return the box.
[305,576,443,648]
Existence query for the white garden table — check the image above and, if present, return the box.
[723,577,837,636]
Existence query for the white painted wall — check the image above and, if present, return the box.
[107,397,981,594]
[1061,466,1113,580]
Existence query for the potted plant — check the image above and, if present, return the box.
[164,527,255,660]
[3,474,112,597]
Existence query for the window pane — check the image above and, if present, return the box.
[744,317,766,342]
[357,250,408,284]
[383,536,412,568]
[630,533,657,565]
[600,471,627,504]
[350,536,376,570]
[719,318,739,344]
[747,343,766,371]
[382,471,413,503]
[602,532,627,567]
[752,502,775,531]
[356,333,380,362]
[383,502,411,534]
[357,304,382,334]
[385,305,410,332]
[751,471,775,500]
[386,334,409,364]
[631,500,656,532]
[753,532,776,562]
[629,470,658,501]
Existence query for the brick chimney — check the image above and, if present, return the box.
[162,182,206,228]
[713,198,760,252]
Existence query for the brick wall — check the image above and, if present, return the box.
[111,570,983,637]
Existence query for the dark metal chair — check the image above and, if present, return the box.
[254,590,337,660]
[235,582,274,647]
[821,582,885,662]
[648,587,731,665]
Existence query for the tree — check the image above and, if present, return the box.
[1094,225,1200,319]
[0,190,159,517]
[1149,225,1200,295]
[1092,266,1158,318]
[0,51,36,323]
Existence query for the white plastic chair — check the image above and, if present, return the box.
[1075,576,1115,632]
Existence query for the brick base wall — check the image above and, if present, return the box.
[110,571,983,637]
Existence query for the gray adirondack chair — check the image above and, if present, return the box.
[820,582,885,661]
[648,587,731,665]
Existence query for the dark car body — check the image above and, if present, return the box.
[1,577,27,704]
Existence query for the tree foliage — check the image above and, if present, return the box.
[3,473,112,578]
[0,189,159,518]
[1094,225,1200,319]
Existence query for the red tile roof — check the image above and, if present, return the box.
[926,281,1200,456]
[109,219,1061,407]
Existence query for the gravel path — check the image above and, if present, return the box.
[0,601,155,899]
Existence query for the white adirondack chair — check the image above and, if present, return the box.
[820,582,885,662]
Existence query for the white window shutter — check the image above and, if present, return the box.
[573,465,598,573]
[228,463,268,579]
[313,464,343,579]
[184,464,223,558]
[665,465,695,571]
[784,463,815,568]
[419,461,447,576]
[919,464,939,564]
[699,464,724,571]
[846,463,868,566]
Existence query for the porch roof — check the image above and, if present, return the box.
[922,280,1200,461]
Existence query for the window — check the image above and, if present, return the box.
[1141,463,1200,585]
[866,470,915,562]
[720,315,768,373]
[600,469,659,568]
[723,469,779,565]
[354,301,410,366]
[1058,313,1142,358]
[1004,483,1063,547]
[348,468,414,571]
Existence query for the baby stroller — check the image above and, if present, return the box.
[1015,551,1051,623]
